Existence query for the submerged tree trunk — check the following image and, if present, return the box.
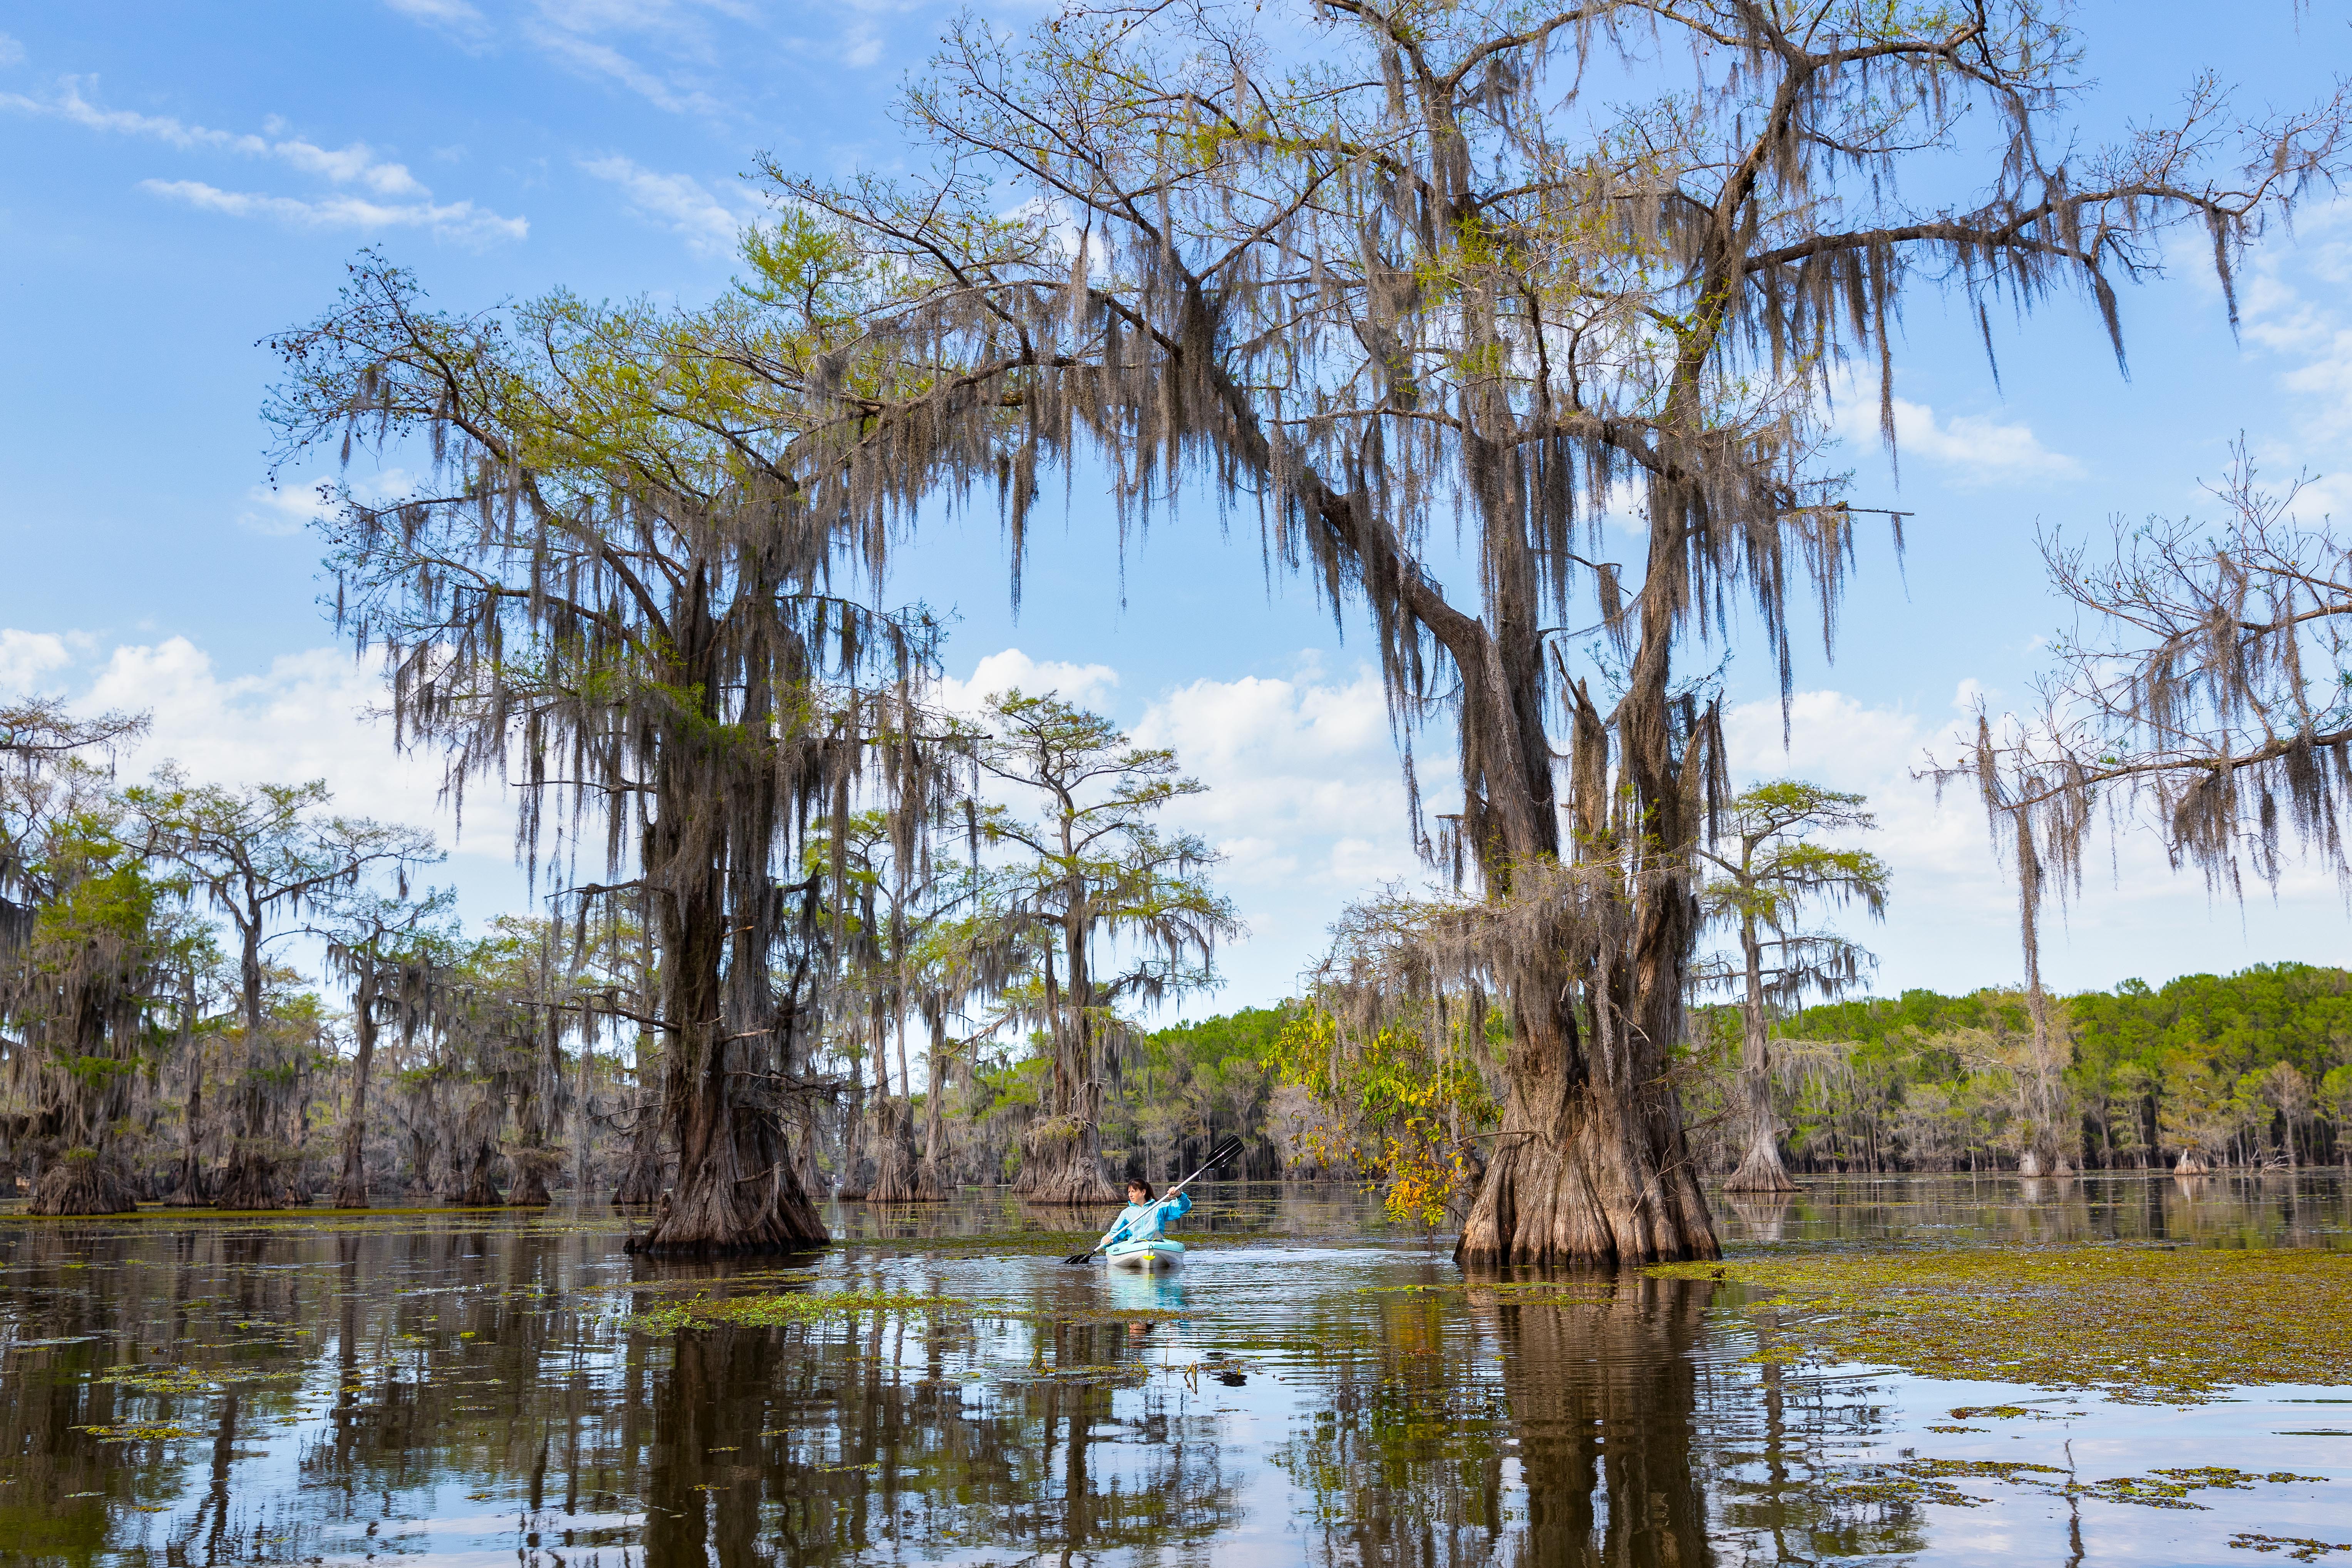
[1452,624,1720,1266]
[628,667,828,1257]
[29,1148,139,1215]
[835,1071,872,1201]
[2010,810,2072,1178]
[1456,947,1719,1264]
[216,917,282,1212]
[1014,940,1119,1206]
[160,1045,208,1206]
[912,1008,950,1201]
[612,1047,668,1205]
[867,1013,919,1202]
[1724,914,1798,1194]
[333,973,378,1208]
[506,1009,561,1207]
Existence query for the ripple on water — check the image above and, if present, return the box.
[0,1172,2341,1565]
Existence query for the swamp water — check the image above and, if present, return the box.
[0,1175,2344,1567]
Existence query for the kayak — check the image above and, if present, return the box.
[1104,1237,1185,1270]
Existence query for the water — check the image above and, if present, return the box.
[0,1173,2344,1566]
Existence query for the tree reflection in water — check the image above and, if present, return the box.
[0,1176,2344,1565]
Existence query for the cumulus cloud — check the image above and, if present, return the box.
[3,77,525,243]
[1722,683,2352,995]
[579,155,746,254]
[935,648,1120,716]
[0,630,75,694]
[1132,659,1429,892]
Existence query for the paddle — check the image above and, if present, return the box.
[1064,1135,1246,1264]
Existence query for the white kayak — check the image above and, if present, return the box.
[1103,1237,1185,1269]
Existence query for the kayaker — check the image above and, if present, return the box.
[1100,1177,1191,1253]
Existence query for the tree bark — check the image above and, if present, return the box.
[216,902,282,1210]
[1724,912,1798,1193]
[867,1013,920,1202]
[332,969,377,1208]
[506,1009,560,1207]
[912,1007,950,1200]
[1014,930,1119,1205]
[28,1148,139,1215]
[628,654,829,1255]
[1448,602,1719,1266]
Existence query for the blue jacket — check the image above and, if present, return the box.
[1105,1191,1192,1246]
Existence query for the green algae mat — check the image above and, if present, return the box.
[1651,1243,2352,1402]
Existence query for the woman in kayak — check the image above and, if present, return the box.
[1103,1178,1191,1250]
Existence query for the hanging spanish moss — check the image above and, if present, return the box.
[734,0,2338,1261]
[267,271,969,1255]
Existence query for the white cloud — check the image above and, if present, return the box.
[238,469,418,537]
[385,0,489,37]
[2237,201,2352,502]
[1722,684,2352,996]
[0,630,74,694]
[3,78,524,244]
[579,155,745,254]
[526,25,727,117]
[238,481,330,537]
[1827,366,2082,486]
[141,179,528,243]
[936,648,1120,716]
[1132,658,1435,892]
[1839,394,2084,487]
[0,32,24,67]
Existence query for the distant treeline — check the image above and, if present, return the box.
[1033,965,2352,1189]
[1682,963,2352,1175]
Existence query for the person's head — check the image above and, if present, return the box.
[1128,1178,1154,1203]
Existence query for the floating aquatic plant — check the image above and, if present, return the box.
[1650,1244,2352,1402]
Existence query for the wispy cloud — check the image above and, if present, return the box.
[237,470,419,537]
[579,155,745,253]
[527,24,728,117]
[0,32,25,67]
[142,180,527,243]
[3,77,526,243]
[384,0,489,39]
[1832,374,2085,487]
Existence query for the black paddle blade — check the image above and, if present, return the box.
[1063,1250,1096,1265]
[1204,1135,1245,1170]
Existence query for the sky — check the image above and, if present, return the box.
[3,1,2351,1017]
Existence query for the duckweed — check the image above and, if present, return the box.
[1649,1244,2352,1402]
[2233,1533,2352,1561]
[2076,1468,2327,1509]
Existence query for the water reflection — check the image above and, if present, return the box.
[0,1172,2340,1565]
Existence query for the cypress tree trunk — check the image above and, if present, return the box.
[332,971,378,1208]
[1014,930,1119,1206]
[214,908,283,1211]
[29,1148,139,1215]
[629,624,827,1256]
[1724,913,1797,1194]
[912,1007,949,1200]
[1450,609,1719,1266]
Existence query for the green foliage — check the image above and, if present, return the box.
[1678,964,2352,1173]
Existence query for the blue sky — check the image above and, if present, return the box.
[3,1,2351,1013]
